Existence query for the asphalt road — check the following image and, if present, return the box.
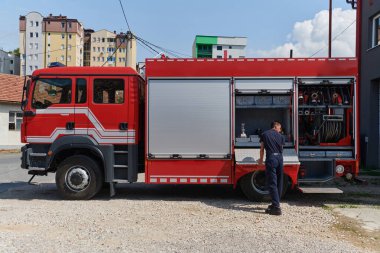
[0,153,53,193]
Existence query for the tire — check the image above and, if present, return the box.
[240,170,289,201]
[55,155,103,200]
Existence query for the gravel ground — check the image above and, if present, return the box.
[0,180,375,253]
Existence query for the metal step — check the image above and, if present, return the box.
[30,153,47,157]
[298,187,343,194]
[113,165,128,168]
[114,151,128,154]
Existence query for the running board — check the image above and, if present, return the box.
[298,187,343,194]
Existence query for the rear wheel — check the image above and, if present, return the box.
[240,170,289,201]
[55,155,103,200]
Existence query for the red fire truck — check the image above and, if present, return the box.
[20,57,359,200]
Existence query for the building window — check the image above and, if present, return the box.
[61,55,64,61]
[34,54,38,60]
[35,32,38,38]
[68,22,72,28]
[32,78,72,108]
[36,21,39,27]
[35,43,38,49]
[93,56,95,61]
[35,66,38,70]
[68,45,72,51]
[61,34,65,39]
[61,44,65,50]
[29,66,33,71]
[102,38,105,43]
[229,46,232,49]
[67,56,71,62]
[229,55,232,58]
[93,37,96,42]
[30,32,33,38]
[48,44,51,47]
[48,33,51,36]
[10,70,13,74]
[372,14,380,48]
[217,46,222,50]
[61,22,65,28]
[102,57,105,62]
[28,55,32,61]
[102,47,105,52]
[97,38,100,43]
[48,55,50,58]
[97,57,100,61]
[29,43,33,49]
[8,112,23,131]
[30,21,33,27]
[93,79,124,104]
[69,34,72,39]
[10,60,13,64]
[93,47,96,52]
[217,55,223,59]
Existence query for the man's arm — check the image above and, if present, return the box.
[258,142,264,165]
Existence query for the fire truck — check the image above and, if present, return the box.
[20,57,359,200]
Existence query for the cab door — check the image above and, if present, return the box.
[74,77,89,135]
[87,76,130,144]
[25,77,75,144]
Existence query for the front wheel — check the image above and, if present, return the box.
[240,170,289,201]
[56,155,103,200]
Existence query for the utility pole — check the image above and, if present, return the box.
[328,0,332,58]
[126,31,136,70]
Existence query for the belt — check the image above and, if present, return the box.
[271,153,282,156]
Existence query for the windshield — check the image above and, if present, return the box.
[32,78,72,109]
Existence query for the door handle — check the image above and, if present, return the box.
[23,111,35,117]
[119,122,128,130]
[66,122,75,130]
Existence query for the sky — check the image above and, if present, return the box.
[0,0,356,61]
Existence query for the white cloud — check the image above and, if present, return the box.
[252,8,356,58]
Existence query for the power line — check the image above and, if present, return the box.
[118,0,131,32]
[136,39,156,56]
[309,19,356,58]
[116,0,191,59]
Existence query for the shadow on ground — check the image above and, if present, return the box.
[0,179,379,213]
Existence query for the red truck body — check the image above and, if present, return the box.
[20,57,359,200]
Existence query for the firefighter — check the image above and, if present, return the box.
[257,121,285,216]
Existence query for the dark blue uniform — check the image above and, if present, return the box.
[260,129,285,208]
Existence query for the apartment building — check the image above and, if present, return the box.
[19,12,84,76]
[83,29,94,66]
[90,29,127,67]
[192,35,247,59]
[0,50,20,75]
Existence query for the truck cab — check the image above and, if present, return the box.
[21,67,144,199]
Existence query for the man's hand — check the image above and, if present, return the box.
[257,159,263,165]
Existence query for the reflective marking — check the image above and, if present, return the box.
[29,107,136,144]
[180,178,187,183]
[159,178,167,183]
[169,178,177,183]
[150,178,157,183]
[200,179,207,183]
[210,179,218,183]
[190,179,197,183]
[220,179,228,183]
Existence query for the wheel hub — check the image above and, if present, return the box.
[65,167,90,192]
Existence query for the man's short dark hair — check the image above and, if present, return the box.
[271,121,281,128]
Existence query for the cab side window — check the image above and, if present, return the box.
[76,78,87,104]
[32,78,72,109]
[93,79,124,104]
